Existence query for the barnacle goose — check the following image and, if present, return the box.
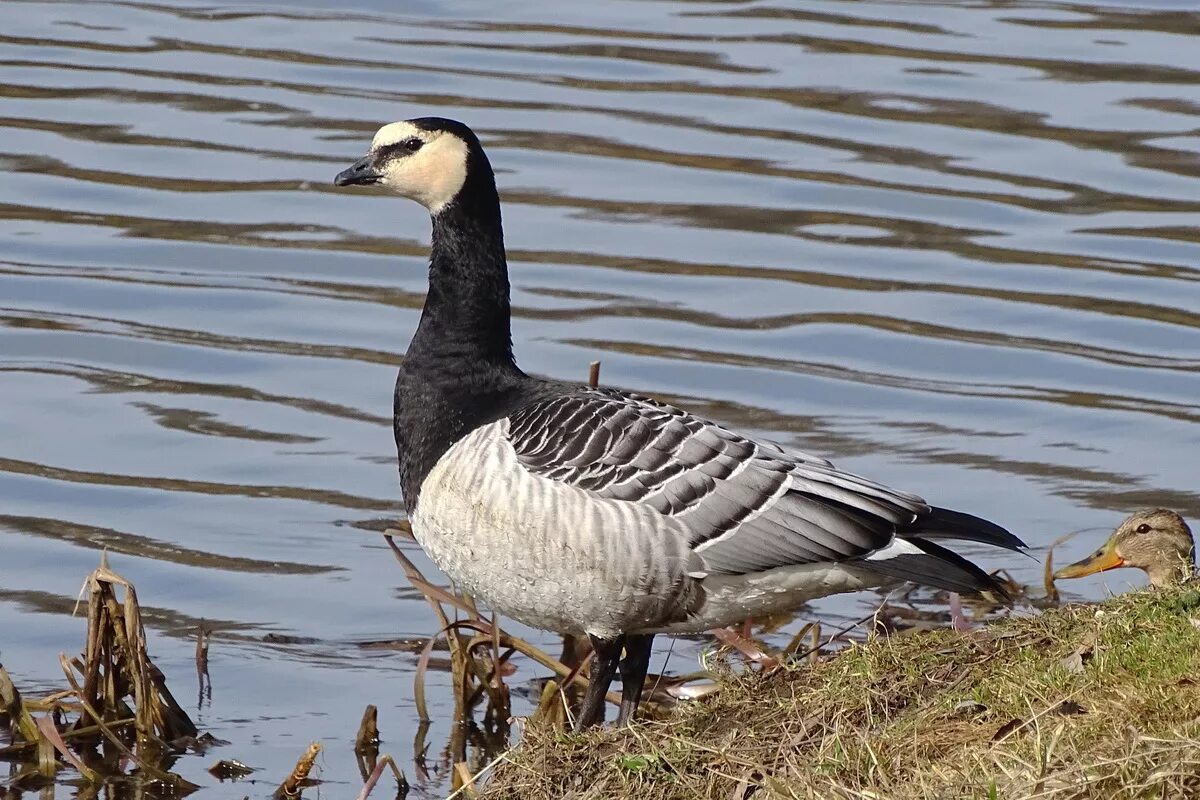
[333,117,1026,730]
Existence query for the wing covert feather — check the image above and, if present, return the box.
[506,389,928,575]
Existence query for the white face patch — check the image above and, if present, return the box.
[369,121,469,214]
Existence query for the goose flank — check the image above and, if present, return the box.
[333,117,1027,730]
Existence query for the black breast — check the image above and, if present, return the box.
[392,356,561,514]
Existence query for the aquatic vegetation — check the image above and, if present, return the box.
[0,556,409,800]
[0,555,201,794]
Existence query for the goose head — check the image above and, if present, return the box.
[1055,509,1195,588]
[333,117,485,214]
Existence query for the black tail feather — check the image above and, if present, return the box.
[907,506,1026,552]
[862,536,1011,599]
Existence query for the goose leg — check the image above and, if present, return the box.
[575,634,623,731]
[616,633,653,726]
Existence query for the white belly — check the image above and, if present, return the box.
[644,562,888,634]
[410,422,705,639]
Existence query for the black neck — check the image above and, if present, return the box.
[393,135,546,514]
[406,156,515,369]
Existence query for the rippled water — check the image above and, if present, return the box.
[2,0,1198,795]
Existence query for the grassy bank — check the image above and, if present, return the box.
[480,587,1200,799]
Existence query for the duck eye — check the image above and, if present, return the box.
[1135,523,1151,534]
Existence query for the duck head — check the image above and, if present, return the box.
[1055,509,1195,588]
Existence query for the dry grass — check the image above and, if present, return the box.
[481,586,1200,800]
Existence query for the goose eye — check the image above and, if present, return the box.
[1135,523,1151,534]
[403,137,423,152]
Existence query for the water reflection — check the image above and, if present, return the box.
[1,0,1198,795]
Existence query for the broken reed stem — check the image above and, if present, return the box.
[460,633,510,716]
[780,622,816,659]
[20,690,77,712]
[490,612,505,721]
[354,703,381,781]
[0,717,136,756]
[147,660,197,740]
[384,533,475,722]
[445,750,511,800]
[76,556,197,745]
[436,619,622,707]
[58,654,197,789]
[354,753,407,800]
[465,646,517,710]
[385,533,522,729]
[784,602,890,666]
[355,704,380,754]
[35,714,98,781]
[195,620,210,694]
[274,741,322,799]
[99,580,150,736]
[0,663,41,745]
[1043,531,1077,604]
[36,725,55,779]
[532,679,564,728]
[453,761,479,797]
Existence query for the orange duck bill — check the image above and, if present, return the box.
[1054,540,1125,579]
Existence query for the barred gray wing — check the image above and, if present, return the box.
[506,389,931,575]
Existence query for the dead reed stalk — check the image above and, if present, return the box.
[274,741,322,799]
[354,752,408,800]
[1,553,200,792]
